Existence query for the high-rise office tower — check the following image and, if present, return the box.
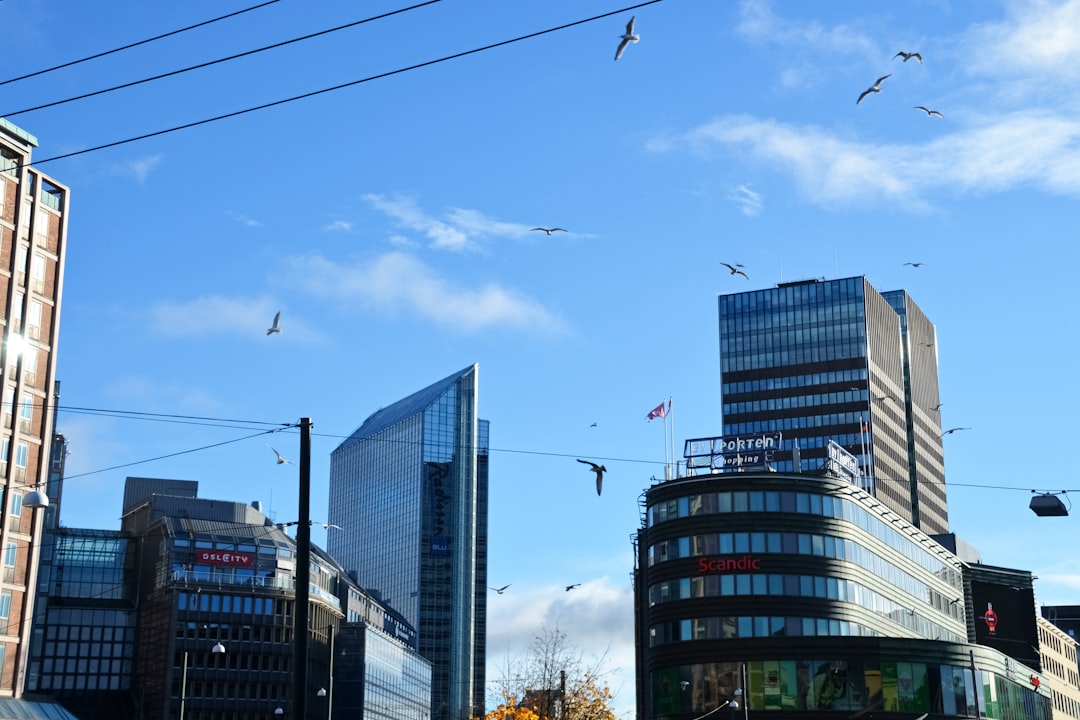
[718,276,947,534]
[328,364,489,720]
[0,119,68,697]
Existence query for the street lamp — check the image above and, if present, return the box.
[181,642,226,720]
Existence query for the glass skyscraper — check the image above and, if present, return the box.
[718,276,947,534]
[328,364,489,720]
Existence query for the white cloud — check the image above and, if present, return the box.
[962,0,1080,85]
[736,0,879,64]
[105,154,163,183]
[729,184,764,216]
[149,295,285,338]
[229,211,262,228]
[363,194,540,252]
[486,579,636,720]
[289,252,567,335]
[657,111,1080,208]
[322,220,353,232]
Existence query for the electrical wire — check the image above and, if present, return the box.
[41,403,1077,494]
[0,0,444,118]
[0,0,283,87]
[60,428,289,480]
[20,0,664,169]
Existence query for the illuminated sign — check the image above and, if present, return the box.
[431,537,450,556]
[698,555,762,573]
[684,433,782,472]
[195,550,254,567]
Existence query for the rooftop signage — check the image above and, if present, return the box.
[684,433,782,472]
[827,440,861,484]
[195,549,254,567]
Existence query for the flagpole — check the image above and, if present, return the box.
[668,396,675,479]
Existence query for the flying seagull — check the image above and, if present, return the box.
[914,106,944,118]
[531,227,567,235]
[931,403,944,412]
[577,459,607,496]
[942,427,972,436]
[566,583,581,591]
[904,262,925,267]
[615,16,639,60]
[321,523,343,531]
[721,262,748,279]
[894,51,923,63]
[267,311,283,335]
[857,75,891,104]
[267,445,291,465]
[490,584,511,594]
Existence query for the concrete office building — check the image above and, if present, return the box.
[24,476,431,720]
[328,364,489,720]
[0,118,68,698]
[1036,616,1080,720]
[718,276,947,535]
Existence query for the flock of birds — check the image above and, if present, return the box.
[856,50,943,118]
[262,19,967,600]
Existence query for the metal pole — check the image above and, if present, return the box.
[327,624,334,720]
[293,418,313,720]
[179,651,188,720]
[741,663,748,720]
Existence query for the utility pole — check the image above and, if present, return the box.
[292,418,313,720]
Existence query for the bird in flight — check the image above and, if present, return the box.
[904,262,925,267]
[914,106,944,118]
[531,227,566,235]
[874,393,898,403]
[721,262,749,279]
[942,427,971,436]
[565,583,581,591]
[931,403,944,412]
[490,584,511,594]
[615,16,639,60]
[321,523,343,531]
[577,459,607,496]
[590,422,598,427]
[857,75,891,104]
[267,445,291,465]
[894,51,923,63]
[267,311,283,336]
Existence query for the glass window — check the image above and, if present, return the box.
[9,492,21,518]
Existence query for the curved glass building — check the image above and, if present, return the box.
[633,466,1052,719]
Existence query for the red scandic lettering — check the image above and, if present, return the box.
[696,555,761,573]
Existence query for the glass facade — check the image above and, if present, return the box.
[718,276,948,535]
[25,530,137,719]
[652,658,1051,718]
[328,364,488,720]
[634,471,1050,719]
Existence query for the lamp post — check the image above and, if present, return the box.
[292,418,313,720]
[180,642,225,720]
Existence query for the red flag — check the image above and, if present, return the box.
[647,401,667,421]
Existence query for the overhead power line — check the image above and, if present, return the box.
[21,0,664,168]
[47,403,1077,495]
[0,0,284,87]
[0,0,444,118]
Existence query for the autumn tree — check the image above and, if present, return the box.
[483,624,619,720]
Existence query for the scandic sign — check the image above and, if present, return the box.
[196,550,254,567]
[698,555,761,573]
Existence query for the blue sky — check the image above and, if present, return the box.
[5,0,1080,716]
